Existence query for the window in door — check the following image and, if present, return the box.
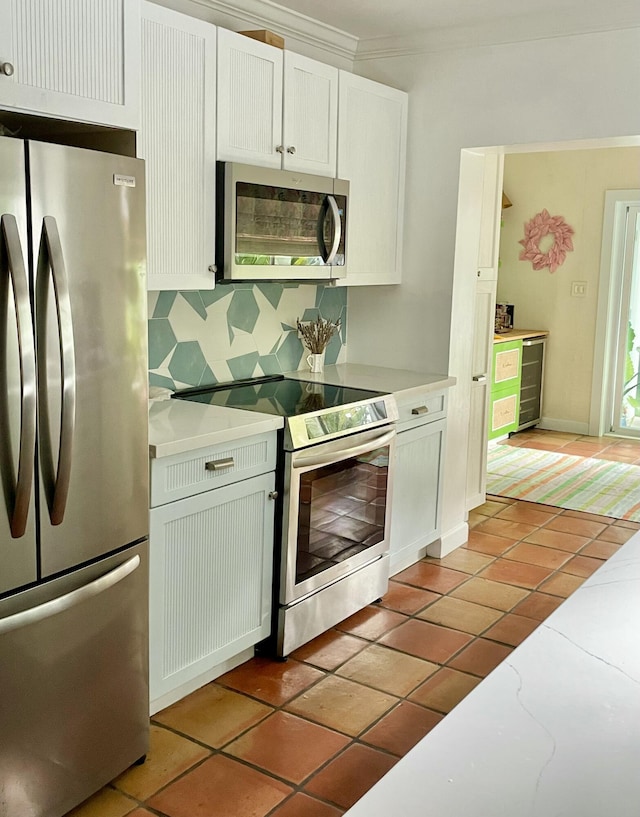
[611,205,640,435]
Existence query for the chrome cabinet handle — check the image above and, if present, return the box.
[208,264,217,274]
[205,457,234,472]
[275,145,284,154]
[472,374,487,382]
[1,215,36,538]
[411,406,429,415]
[0,554,140,636]
[36,216,76,526]
[269,491,279,500]
[0,62,14,77]
[286,146,296,154]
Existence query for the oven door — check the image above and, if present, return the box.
[280,426,395,605]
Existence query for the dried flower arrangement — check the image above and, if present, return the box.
[296,316,341,354]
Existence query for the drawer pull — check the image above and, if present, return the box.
[205,457,234,472]
[411,405,429,415]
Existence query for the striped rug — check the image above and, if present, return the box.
[486,444,640,521]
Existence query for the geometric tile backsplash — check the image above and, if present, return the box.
[148,283,347,391]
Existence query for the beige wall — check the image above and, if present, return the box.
[498,148,640,432]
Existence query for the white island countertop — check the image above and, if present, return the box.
[148,398,283,459]
[345,529,640,817]
[285,363,455,398]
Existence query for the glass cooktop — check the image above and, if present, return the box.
[174,375,398,450]
[174,375,385,418]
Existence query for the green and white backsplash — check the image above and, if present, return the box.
[148,283,347,390]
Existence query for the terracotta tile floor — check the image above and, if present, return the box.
[67,431,640,817]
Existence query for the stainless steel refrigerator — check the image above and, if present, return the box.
[0,136,149,817]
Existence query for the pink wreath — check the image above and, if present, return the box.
[518,209,574,273]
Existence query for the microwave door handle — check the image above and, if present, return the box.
[1,215,36,538]
[325,195,341,265]
[316,197,330,263]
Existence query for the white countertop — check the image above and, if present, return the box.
[345,530,640,817]
[148,365,454,458]
[148,399,283,459]
[285,364,456,399]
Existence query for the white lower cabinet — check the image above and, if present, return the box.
[389,392,447,575]
[149,437,276,714]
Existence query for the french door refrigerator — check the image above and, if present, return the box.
[0,136,149,817]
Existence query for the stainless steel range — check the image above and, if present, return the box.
[175,375,398,657]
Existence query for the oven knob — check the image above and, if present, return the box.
[269,491,279,500]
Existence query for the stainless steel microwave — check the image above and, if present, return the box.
[216,162,348,282]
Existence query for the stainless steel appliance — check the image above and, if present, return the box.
[0,136,149,817]
[216,162,349,282]
[175,376,397,657]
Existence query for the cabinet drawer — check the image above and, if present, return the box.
[150,431,277,507]
[395,390,447,430]
[489,393,519,438]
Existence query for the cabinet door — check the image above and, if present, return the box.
[477,152,504,271]
[489,340,522,440]
[217,28,283,168]
[282,52,337,176]
[337,71,407,286]
[149,472,275,703]
[140,3,217,291]
[0,0,138,128]
[389,419,446,575]
[466,277,497,511]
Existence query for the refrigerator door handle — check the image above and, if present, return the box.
[0,554,140,636]
[1,215,37,538]
[36,216,76,526]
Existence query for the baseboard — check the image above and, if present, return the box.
[389,543,430,576]
[537,417,590,435]
[149,647,254,716]
[427,522,469,558]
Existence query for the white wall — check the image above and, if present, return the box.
[498,148,640,434]
[347,27,640,549]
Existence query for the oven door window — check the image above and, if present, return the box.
[295,445,389,586]
[235,182,346,267]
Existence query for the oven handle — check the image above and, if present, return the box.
[292,428,395,470]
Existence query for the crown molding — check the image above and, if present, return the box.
[150,0,640,65]
[153,0,358,62]
[354,11,640,61]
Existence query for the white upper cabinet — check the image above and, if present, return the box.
[282,51,337,176]
[0,0,139,128]
[217,29,338,176]
[140,3,217,291]
[337,72,408,286]
[217,28,283,169]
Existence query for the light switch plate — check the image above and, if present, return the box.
[571,281,587,297]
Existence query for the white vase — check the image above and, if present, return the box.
[306,353,324,373]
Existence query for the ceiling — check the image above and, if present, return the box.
[269,0,640,54]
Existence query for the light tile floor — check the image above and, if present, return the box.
[67,430,640,817]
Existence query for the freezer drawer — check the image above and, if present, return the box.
[0,541,149,817]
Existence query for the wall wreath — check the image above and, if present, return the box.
[518,209,574,273]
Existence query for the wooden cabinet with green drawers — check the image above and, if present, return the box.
[489,339,522,440]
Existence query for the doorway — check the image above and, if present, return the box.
[609,204,640,435]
